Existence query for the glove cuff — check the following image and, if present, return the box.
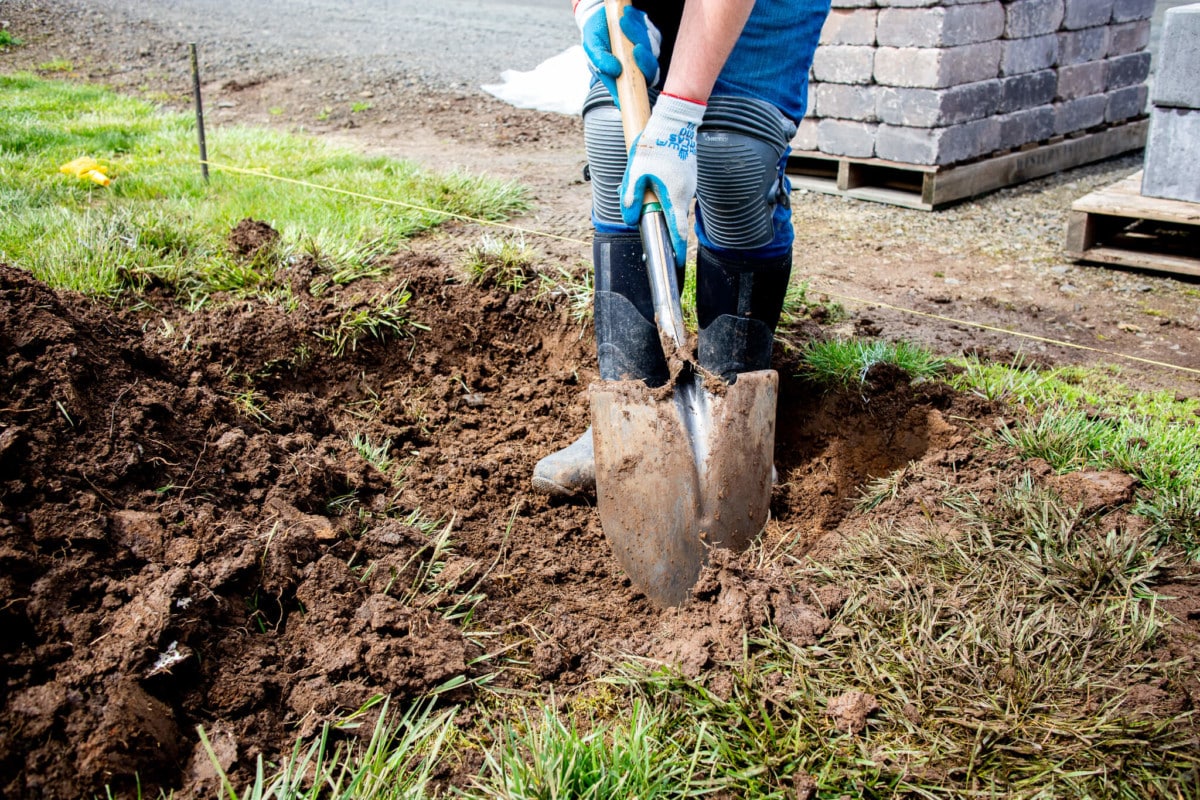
[574,0,603,27]
[654,93,707,125]
[661,91,707,108]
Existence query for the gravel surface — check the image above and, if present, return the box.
[0,0,575,90]
[3,0,1199,395]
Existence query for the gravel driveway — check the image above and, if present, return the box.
[5,0,576,89]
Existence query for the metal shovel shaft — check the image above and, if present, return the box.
[639,208,686,349]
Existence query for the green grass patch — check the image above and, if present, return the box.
[200,694,458,800]
[475,700,703,800]
[317,284,427,357]
[0,29,22,47]
[800,338,946,388]
[952,355,1200,556]
[462,234,535,292]
[0,73,528,301]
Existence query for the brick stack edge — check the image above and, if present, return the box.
[795,0,1153,166]
[1140,3,1200,203]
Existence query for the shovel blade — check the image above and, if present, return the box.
[591,370,778,608]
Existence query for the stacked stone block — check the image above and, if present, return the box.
[798,0,1153,166]
[1141,3,1200,203]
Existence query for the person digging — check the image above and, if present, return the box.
[534,0,829,497]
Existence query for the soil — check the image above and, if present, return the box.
[2,4,1200,798]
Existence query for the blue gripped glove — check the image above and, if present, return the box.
[620,93,706,267]
[574,0,661,104]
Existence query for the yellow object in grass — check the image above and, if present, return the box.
[59,156,112,187]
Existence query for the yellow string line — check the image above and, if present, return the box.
[203,160,591,245]
[809,283,1200,376]
[202,159,1200,378]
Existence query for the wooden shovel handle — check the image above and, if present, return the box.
[604,0,660,206]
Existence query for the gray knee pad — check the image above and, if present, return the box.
[583,84,627,228]
[696,95,797,250]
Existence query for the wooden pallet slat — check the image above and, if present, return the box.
[1064,170,1200,278]
[786,119,1148,211]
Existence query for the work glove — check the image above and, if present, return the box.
[620,93,706,267]
[574,0,661,105]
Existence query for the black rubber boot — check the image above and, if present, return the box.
[532,231,671,497]
[696,245,791,382]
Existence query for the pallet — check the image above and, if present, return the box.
[1065,170,1200,277]
[786,119,1148,211]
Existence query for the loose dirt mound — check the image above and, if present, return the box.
[0,236,1177,798]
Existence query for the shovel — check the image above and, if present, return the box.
[590,0,779,609]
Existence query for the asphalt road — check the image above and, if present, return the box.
[72,0,578,90]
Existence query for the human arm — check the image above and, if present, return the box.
[620,0,756,265]
[662,0,755,106]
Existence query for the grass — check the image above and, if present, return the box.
[952,354,1200,557]
[606,470,1196,799]
[463,234,535,292]
[317,284,428,356]
[779,279,846,327]
[799,338,947,388]
[200,695,458,800]
[474,700,704,800]
[0,29,22,47]
[0,73,528,302]
[534,263,594,323]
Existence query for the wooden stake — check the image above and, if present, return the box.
[189,42,209,183]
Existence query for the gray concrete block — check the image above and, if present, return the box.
[1107,20,1151,56]
[875,118,1000,164]
[817,118,878,157]
[1004,0,1065,38]
[1058,26,1112,65]
[1110,0,1154,23]
[874,42,1002,88]
[812,45,876,84]
[877,80,1000,126]
[814,83,882,121]
[1105,83,1148,121]
[999,69,1059,112]
[819,9,879,45]
[1142,106,1200,202]
[996,106,1057,148]
[1151,4,1200,109]
[1057,61,1108,100]
[1053,93,1108,133]
[1106,51,1151,90]
[792,117,820,151]
[831,0,877,9]
[1000,34,1059,76]
[1062,0,1115,29]
[876,3,1005,47]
